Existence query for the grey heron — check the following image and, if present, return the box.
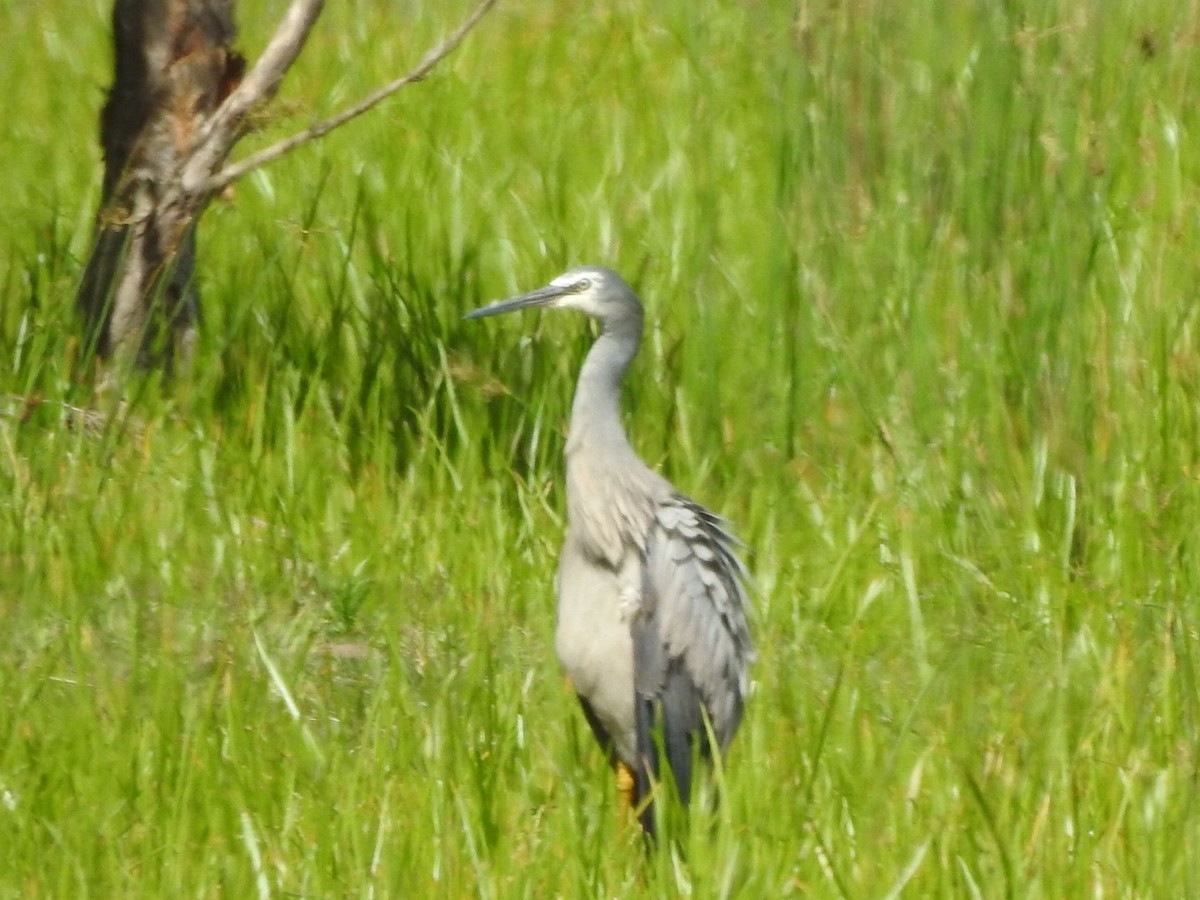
[465,266,754,836]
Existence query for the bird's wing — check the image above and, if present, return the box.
[631,495,753,818]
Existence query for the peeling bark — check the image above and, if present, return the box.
[77,0,244,368]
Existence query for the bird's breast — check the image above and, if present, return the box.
[564,449,662,570]
[555,533,639,762]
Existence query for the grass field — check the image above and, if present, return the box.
[3,0,1200,895]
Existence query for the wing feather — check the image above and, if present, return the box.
[630,494,754,824]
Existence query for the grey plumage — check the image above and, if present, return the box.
[466,266,753,835]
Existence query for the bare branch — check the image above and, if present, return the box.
[203,0,499,195]
[180,0,326,194]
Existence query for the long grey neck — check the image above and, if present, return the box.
[567,317,642,460]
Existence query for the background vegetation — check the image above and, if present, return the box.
[2,0,1199,895]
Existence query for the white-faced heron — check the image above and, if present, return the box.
[466,266,754,835]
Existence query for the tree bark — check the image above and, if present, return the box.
[77,0,243,369]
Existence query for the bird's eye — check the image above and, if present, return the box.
[573,278,592,293]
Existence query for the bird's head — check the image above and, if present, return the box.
[465,266,642,328]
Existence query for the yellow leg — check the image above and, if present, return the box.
[616,760,635,813]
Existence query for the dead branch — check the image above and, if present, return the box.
[180,0,326,194]
[203,0,499,195]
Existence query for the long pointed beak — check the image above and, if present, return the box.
[464,284,570,320]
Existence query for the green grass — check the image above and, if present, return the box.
[3,0,1200,894]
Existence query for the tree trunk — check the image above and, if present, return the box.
[77,0,243,370]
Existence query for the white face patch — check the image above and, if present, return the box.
[551,271,590,288]
[550,273,595,297]
[546,273,603,315]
